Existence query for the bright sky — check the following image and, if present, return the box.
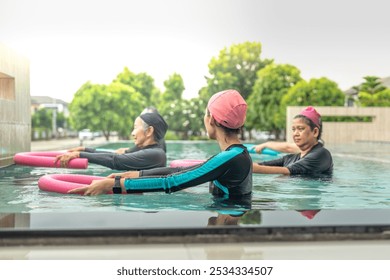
[1,0,389,103]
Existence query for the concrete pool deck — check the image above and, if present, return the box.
[1,209,389,260]
[1,240,389,260]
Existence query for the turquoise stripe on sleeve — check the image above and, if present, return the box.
[124,146,245,192]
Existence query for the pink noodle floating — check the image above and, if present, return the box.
[13,151,88,169]
[38,174,106,194]
[169,159,205,168]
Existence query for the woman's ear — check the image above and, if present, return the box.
[146,126,155,138]
[209,115,216,126]
[313,127,319,138]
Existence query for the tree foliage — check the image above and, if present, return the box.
[159,73,204,139]
[281,78,345,123]
[358,76,390,106]
[359,76,386,95]
[359,88,390,106]
[113,67,161,104]
[246,64,302,136]
[162,73,185,102]
[66,41,390,142]
[201,41,272,101]
[69,81,146,140]
[161,98,205,139]
[31,108,52,128]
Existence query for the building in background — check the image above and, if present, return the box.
[0,43,30,167]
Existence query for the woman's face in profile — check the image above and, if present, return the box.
[204,108,215,139]
[131,117,148,147]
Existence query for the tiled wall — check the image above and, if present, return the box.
[0,44,30,167]
[287,106,390,144]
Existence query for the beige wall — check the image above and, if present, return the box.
[0,44,30,167]
[287,106,390,144]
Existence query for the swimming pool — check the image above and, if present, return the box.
[0,141,389,213]
[1,140,390,249]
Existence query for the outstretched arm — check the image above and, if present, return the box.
[252,162,291,175]
[254,141,299,154]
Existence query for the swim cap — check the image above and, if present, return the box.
[207,89,247,129]
[140,112,168,140]
[299,106,321,128]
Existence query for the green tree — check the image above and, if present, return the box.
[160,73,186,138]
[201,41,272,101]
[161,98,205,139]
[113,67,161,104]
[359,88,390,107]
[31,108,53,140]
[55,112,67,129]
[69,82,146,140]
[107,82,146,139]
[359,76,386,95]
[358,76,389,107]
[280,78,345,131]
[247,64,302,138]
[31,108,52,128]
[162,73,185,103]
[187,98,207,138]
[283,78,345,106]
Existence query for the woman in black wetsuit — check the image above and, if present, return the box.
[54,112,168,171]
[253,106,333,176]
[69,89,252,197]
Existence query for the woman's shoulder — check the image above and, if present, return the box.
[309,143,333,159]
[126,145,166,156]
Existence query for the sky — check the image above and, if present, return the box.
[1,0,390,103]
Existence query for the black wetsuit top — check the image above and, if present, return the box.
[125,139,166,153]
[259,143,333,176]
[79,144,166,170]
[124,144,253,197]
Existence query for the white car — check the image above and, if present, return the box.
[78,129,94,141]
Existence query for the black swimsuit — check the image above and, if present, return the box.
[79,144,166,170]
[259,143,333,176]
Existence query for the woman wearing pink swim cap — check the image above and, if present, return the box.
[253,106,333,176]
[68,89,253,198]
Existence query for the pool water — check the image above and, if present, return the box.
[0,141,389,213]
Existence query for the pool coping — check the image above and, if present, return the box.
[2,209,390,246]
[1,223,390,247]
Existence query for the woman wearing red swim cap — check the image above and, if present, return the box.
[253,106,333,176]
[68,89,253,197]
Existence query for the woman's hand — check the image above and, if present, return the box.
[68,178,115,195]
[254,143,266,154]
[54,152,80,167]
[67,146,85,152]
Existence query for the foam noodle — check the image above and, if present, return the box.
[243,144,279,156]
[13,151,88,169]
[38,174,106,194]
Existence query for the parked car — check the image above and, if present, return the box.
[78,129,94,141]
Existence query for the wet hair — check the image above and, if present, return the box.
[294,114,323,143]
